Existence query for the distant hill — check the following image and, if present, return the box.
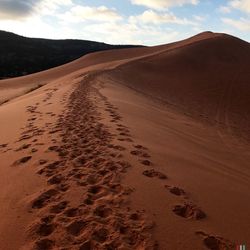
[0,30,142,78]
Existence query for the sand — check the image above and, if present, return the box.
[0,31,249,250]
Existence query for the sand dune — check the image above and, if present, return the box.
[0,31,219,104]
[0,32,250,250]
[110,32,250,140]
[0,44,161,104]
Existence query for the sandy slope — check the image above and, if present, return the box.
[0,44,162,105]
[110,32,250,141]
[0,32,249,250]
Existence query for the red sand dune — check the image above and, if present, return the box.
[0,32,250,250]
[110,32,250,140]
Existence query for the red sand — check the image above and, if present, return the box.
[0,32,249,250]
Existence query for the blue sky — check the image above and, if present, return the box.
[0,0,250,45]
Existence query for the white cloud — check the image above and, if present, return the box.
[81,22,179,45]
[59,5,122,23]
[193,15,206,21]
[218,6,231,14]
[35,0,73,15]
[0,16,60,38]
[230,0,250,13]
[222,17,250,31]
[130,0,199,10]
[10,16,177,46]
[129,10,198,25]
[0,1,182,45]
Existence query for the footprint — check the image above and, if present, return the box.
[117,160,132,171]
[165,185,185,196]
[18,134,32,141]
[131,150,150,158]
[38,159,48,165]
[109,152,123,159]
[64,208,80,217]
[84,196,94,205]
[66,220,86,236]
[110,145,126,151]
[28,117,37,121]
[88,185,102,194]
[37,161,62,176]
[31,148,38,153]
[130,213,141,222]
[0,143,8,148]
[49,129,61,134]
[15,144,32,151]
[134,145,148,150]
[40,215,55,224]
[94,205,112,218]
[13,156,32,165]
[173,203,206,220]
[140,159,152,166]
[35,222,55,236]
[142,169,167,179]
[50,201,68,214]
[34,239,54,250]
[32,189,59,209]
[196,231,235,250]
[119,132,131,137]
[92,228,109,243]
[47,145,59,152]
[44,161,62,170]
[118,138,133,142]
[79,240,92,250]
[116,128,130,133]
[48,174,64,185]
[57,183,69,192]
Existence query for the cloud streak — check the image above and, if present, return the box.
[59,5,122,23]
[129,10,198,25]
[222,17,250,31]
[230,0,250,13]
[130,0,199,10]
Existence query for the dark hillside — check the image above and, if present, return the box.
[0,30,141,78]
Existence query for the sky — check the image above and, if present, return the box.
[0,0,250,45]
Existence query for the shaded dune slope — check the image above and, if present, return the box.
[109,32,250,140]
